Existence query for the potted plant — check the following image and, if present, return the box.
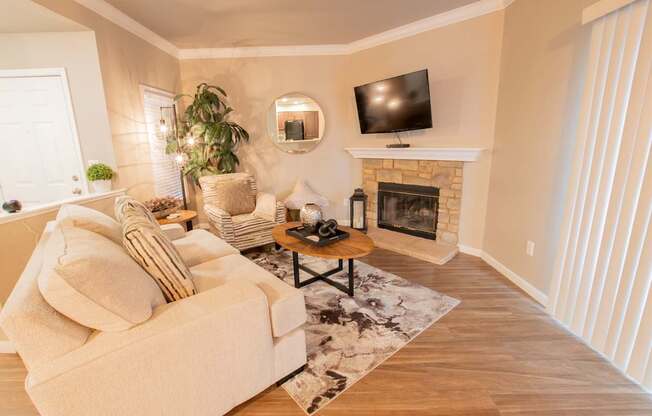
[86,163,114,193]
[165,84,250,183]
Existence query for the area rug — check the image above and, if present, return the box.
[246,251,460,414]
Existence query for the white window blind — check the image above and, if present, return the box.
[549,0,652,390]
[142,88,182,199]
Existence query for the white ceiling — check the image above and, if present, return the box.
[0,0,88,33]
[103,0,479,48]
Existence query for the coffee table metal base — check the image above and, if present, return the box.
[292,252,354,296]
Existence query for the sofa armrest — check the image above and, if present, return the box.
[160,223,186,240]
[26,280,276,416]
[204,203,235,242]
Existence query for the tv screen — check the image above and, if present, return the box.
[354,69,432,134]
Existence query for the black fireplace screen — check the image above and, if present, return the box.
[377,182,439,240]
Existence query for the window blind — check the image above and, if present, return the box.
[142,89,183,200]
[549,0,652,390]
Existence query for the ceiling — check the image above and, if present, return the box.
[104,0,479,48]
[0,0,88,33]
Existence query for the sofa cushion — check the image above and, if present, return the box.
[121,207,196,302]
[38,222,166,332]
[190,254,306,337]
[56,204,122,244]
[0,223,91,371]
[172,229,239,267]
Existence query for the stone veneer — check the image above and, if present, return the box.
[362,159,463,245]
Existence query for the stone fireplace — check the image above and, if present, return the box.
[362,159,463,245]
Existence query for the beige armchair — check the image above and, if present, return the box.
[199,173,285,251]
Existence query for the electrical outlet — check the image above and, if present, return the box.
[526,240,535,257]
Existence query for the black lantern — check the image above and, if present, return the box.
[349,188,368,232]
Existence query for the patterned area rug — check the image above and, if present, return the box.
[246,251,460,415]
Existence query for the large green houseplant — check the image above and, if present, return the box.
[166,83,249,183]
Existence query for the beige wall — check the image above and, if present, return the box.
[0,1,182,306]
[34,0,182,201]
[180,11,504,249]
[0,31,115,170]
[180,54,352,222]
[483,0,599,293]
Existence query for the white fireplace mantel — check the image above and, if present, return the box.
[345,147,485,162]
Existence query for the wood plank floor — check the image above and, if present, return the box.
[2,249,651,415]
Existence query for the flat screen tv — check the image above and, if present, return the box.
[354,69,432,134]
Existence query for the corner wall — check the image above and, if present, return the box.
[179,10,505,250]
[483,0,600,294]
[0,0,182,307]
[0,31,115,169]
[33,0,182,201]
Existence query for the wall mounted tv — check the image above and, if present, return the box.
[354,69,433,134]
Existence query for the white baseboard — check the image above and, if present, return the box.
[0,340,15,354]
[480,251,549,306]
[458,244,483,257]
[333,224,548,307]
[455,243,548,306]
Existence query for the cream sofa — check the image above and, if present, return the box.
[0,205,307,416]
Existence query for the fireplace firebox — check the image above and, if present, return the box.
[377,182,439,240]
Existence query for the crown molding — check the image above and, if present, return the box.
[345,0,513,54]
[178,44,347,60]
[72,0,516,60]
[72,0,179,57]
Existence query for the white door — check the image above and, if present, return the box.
[0,75,84,207]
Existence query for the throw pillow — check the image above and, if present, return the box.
[56,204,123,244]
[38,221,166,332]
[120,207,196,302]
[211,178,256,216]
[114,195,159,225]
[284,180,329,210]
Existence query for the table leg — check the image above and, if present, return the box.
[292,251,300,288]
[348,258,354,296]
[185,220,193,231]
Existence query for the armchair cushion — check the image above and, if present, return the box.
[172,229,239,267]
[253,192,278,222]
[38,222,165,332]
[209,177,255,216]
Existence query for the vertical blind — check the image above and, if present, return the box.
[142,88,183,200]
[548,0,652,390]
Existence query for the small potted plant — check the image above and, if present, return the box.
[143,196,181,219]
[86,163,114,193]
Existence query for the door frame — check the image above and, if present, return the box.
[0,68,89,198]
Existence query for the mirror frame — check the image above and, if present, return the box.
[267,92,326,154]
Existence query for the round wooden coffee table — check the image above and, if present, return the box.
[272,222,374,296]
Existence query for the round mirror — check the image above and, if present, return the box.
[267,93,325,154]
